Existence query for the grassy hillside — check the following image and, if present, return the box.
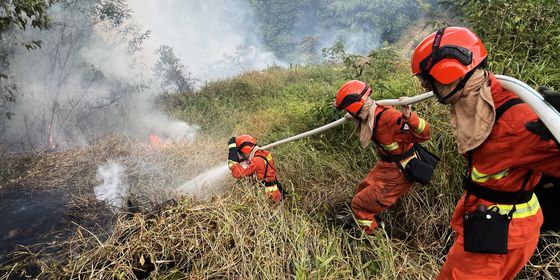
[4,51,558,278]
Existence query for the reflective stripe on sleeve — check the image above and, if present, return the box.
[415,118,426,133]
[381,142,399,151]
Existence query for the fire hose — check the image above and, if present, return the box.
[261,76,560,150]
[179,77,560,195]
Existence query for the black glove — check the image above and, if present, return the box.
[538,86,560,110]
[227,137,239,163]
[525,87,560,148]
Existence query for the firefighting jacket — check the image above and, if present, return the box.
[229,149,277,183]
[450,73,560,249]
[372,105,431,163]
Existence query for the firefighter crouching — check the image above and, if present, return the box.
[227,134,284,203]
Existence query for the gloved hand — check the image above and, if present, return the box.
[525,87,560,147]
[227,137,239,164]
[398,97,412,120]
[538,86,560,109]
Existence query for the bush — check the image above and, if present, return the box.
[446,0,560,88]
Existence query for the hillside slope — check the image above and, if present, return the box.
[4,56,558,279]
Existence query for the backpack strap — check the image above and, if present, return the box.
[255,154,273,182]
[495,98,523,120]
[372,107,415,162]
[371,107,388,144]
[464,98,534,204]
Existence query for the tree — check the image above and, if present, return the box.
[154,45,194,93]
[0,0,55,32]
[0,0,152,151]
[1,0,56,122]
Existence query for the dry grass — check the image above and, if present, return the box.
[2,184,445,279]
[2,133,558,279]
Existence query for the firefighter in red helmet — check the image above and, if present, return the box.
[334,80,434,234]
[411,26,560,279]
[227,134,284,203]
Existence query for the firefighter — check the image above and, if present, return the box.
[334,80,433,234]
[227,134,284,203]
[411,26,560,279]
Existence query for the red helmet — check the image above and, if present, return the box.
[236,134,256,154]
[411,27,487,85]
[334,80,372,115]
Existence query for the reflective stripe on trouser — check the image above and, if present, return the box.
[351,162,413,234]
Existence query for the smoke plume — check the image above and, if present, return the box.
[94,161,128,208]
[128,0,284,82]
[0,1,199,151]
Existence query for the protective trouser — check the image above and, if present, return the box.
[437,231,539,280]
[351,161,412,234]
[263,182,283,203]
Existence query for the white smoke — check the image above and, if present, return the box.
[94,161,128,208]
[320,28,381,55]
[128,0,284,82]
[0,2,198,151]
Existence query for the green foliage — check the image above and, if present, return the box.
[0,0,55,32]
[249,0,301,60]
[448,0,560,88]
[317,0,421,42]
[95,0,131,26]
[0,0,56,117]
[314,42,409,123]
[248,0,425,62]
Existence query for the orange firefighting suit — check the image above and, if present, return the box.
[229,149,283,203]
[352,105,431,233]
[437,74,560,280]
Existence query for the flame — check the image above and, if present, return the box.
[149,133,161,149]
[47,123,58,151]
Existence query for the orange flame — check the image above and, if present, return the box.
[149,133,161,149]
